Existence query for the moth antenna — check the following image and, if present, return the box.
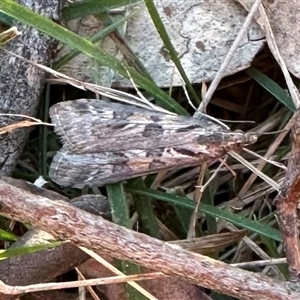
[218,119,255,124]
[181,81,197,111]
[256,129,288,136]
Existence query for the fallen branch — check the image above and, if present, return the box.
[0,180,298,299]
[275,111,300,280]
[0,177,109,300]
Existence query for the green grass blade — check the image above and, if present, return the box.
[0,241,63,259]
[62,0,142,21]
[54,10,140,70]
[97,12,153,80]
[0,11,14,26]
[260,235,288,278]
[0,228,18,242]
[106,183,131,227]
[106,183,147,299]
[202,174,217,235]
[128,178,161,239]
[172,204,193,236]
[39,83,51,177]
[246,67,296,112]
[144,0,200,105]
[129,188,282,242]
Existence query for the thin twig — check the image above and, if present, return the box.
[231,258,287,268]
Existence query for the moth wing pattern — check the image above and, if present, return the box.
[50,147,223,188]
[49,99,256,188]
[49,99,227,153]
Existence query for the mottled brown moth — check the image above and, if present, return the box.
[49,99,257,188]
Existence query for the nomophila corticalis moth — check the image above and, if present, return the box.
[49,99,257,188]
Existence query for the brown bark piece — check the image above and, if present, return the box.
[0,180,299,299]
[275,111,300,280]
[0,1,63,298]
[0,0,59,175]
[142,277,212,300]
[263,0,300,79]
[22,290,78,300]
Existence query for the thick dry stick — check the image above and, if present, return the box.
[0,177,109,300]
[275,111,300,280]
[0,181,298,300]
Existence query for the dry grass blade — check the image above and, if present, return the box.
[231,257,287,268]
[187,162,207,239]
[228,150,280,191]
[75,267,100,300]
[0,114,53,135]
[3,48,180,114]
[170,230,247,254]
[243,147,286,170]
[0,26,21,45]
[0,273,164,296]
[258,4,300,109]
[79,247,160,300]
[237,112,298,198]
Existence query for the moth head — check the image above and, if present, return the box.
[243,132,258,146]
[222,130,258,150]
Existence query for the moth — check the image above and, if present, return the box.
[49,99,257,188]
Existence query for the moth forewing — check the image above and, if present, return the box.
[49,99,226,152]
[49,99,257,188]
